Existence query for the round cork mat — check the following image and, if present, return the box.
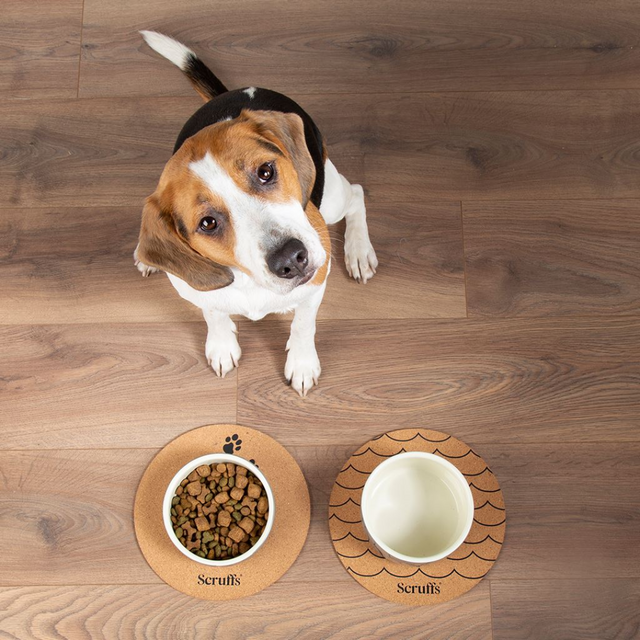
[329,429,506,605]
[134,424,310,601]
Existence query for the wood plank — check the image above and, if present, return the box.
[0,324,236,449]
[471,443,640,581]
[0,450,160,585]
[0,98,183,209]
[0,95,361,209]
[364,90,640,202]
[0,200,465,324]
[464,200,640,317]
[0,94,364,208]
[491,580,640,640]
[0,207,198,325]
[321,201,466,320]
[0,0,83,98]
[80,0,640,96]
[2,445,637,590]
[236,317,640,445]
[3,91,640,210]
[0,582,492,640]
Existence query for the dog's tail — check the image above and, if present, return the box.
[140,30,228,101]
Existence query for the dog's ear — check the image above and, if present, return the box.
[137,195,234,291]
[247,110,316,206]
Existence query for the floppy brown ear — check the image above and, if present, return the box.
[137,195,234,291]
[247,110,316,206]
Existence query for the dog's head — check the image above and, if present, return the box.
[137,109,327,292]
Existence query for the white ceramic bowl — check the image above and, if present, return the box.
[163,453,274,566]
[361,452,474,564]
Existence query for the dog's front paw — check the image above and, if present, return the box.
[206,334,241,378]
[133,247,159,277]
[344,230,378,284]
[285,345,321,397]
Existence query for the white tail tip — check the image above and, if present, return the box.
[140,30,194,70]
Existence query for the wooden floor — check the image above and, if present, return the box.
[1,1,640,638]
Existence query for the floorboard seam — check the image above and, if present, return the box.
[75,0,86,99]
[460,201,470,319]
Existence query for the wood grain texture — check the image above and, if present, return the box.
[0,0,83,98]
[0,582,492,640]
[491,580,640,640]
[0,98,182,208]
[236,317,640,445]
[4,91,640,210]
[363,90,640,202]
[80,0,640,96]
[464,200,640,317]
[2,0,640,634]
[2,444,637,593]
[0,324,236,449]
[0,201,465,324]
[471,443,640,581]
[321,200,466,319]
[0,450,159,586]
[0,207,198,324]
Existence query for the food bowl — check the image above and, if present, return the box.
[163,453,275,566]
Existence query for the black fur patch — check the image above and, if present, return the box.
[175,216,190,240]
[184,53,228,99]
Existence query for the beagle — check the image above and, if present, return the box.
[135,31,378,395]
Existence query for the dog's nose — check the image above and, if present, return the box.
[267,238,309,279]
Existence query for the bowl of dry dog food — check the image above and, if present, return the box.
[163,454,274,566]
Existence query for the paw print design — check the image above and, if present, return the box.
[223,434,242,454]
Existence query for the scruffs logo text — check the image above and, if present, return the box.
[397,581,441,595]
[198,574,241,586]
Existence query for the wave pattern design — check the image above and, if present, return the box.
[329,428,506,604]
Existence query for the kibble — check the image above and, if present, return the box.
[170,462,269,560]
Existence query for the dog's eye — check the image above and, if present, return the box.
[199,216,217,232]
[257,162,275,184]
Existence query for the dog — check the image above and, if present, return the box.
[135,31,378,396]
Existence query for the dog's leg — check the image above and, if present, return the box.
[133,244,159,277]
[285,286,325,397]
[343,183,378,283]
[320,159,378,283]
[203,308,241,378]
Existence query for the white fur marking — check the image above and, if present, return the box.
[320,159,378,283]
[285,287,324,396]
[244,87,257,98]
[189,153,326,294]
[204,309,241,377]
[140,30,193,69]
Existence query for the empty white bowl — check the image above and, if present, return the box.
[361,452,474,564]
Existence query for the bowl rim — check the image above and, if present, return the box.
[360,451,474,564]
[162,453,275,567]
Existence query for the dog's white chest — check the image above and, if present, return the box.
[167,271,325,320]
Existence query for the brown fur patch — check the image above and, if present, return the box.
[137,194,234,291]
[182,111,313,208]
[156,156,241,273]
[305,202,331,286]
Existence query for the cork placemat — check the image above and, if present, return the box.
[329,429,506,605]
[135,424,310,600]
